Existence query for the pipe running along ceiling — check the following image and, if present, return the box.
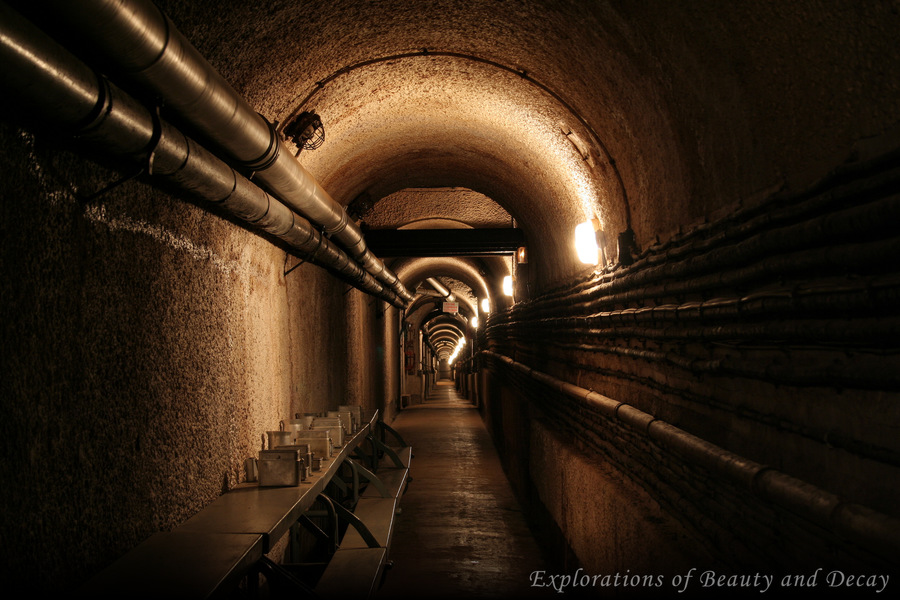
[0,2,413,309]
[10,0,899,337]
[13,0,413,306]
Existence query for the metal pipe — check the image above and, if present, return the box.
[25,0,412,305]
[0,2,405,309]
[426,277,454,301]
[481,349,900,559]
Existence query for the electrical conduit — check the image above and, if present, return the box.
[0,2,406,308]
[25,0,412,305]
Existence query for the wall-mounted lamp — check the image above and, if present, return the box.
[449,336,467,365]
[284,111,325,152]
[471,316,479,329]
[575,218,608,266]
[502,275,513,297]
[516,246,528,264]
[481,298,490,314]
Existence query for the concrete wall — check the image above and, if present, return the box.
[479,143,900,578]
[480,362,744,573]
[0,122,379,590]
[528,420,711,579]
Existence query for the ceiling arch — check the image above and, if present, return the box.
[281,50,631,227]
[292,55,616,290]
[420,310,469,331]
[361,188,512,231]
[425,322,466,340]
[154,0,900,296]
[393,256,503,309]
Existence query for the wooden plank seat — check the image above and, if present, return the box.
[387,446,412,470]
[80,531,264,599]
[315,548,388,600]
[361,468,407,499]
[339,497,400,550]
[82,412,382,599]
[312,495,400,598]
[314,442,411,599]
[360,446,411,499]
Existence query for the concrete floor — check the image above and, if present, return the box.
[376,381,552,599]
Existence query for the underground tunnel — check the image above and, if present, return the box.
[1,0,899,597]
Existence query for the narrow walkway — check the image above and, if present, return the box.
[377,381,550,599]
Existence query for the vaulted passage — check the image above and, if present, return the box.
[1,0,899,597]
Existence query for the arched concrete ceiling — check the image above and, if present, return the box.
[407,282,478,329]
[394,256,502,309]
[405,296,449,323]
[405,292,475,330]
[429,277,478,313]
[419,310,470,358]
[428,324,465,340]
[423,313,469,347]
[430,331,462,346]
[425,316,468,336]
[157,0,900,294]
[291,55,606,289]
[361,188,512,231]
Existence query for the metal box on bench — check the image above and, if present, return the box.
[311,417,345,447]
[258,449,305,487]
[272,444,312,480]
[294,431,333,459]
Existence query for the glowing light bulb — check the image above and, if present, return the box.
[481,298,490,313]
[502,275,513,296]
[575,219,600,265]
[448,337,467,364]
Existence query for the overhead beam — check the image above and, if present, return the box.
[363,228,525,257]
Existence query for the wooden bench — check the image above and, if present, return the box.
[81,531,264,599]
[314,548,387,599]
[315,425,412,599]
[81,411,382,598]
[338,497,400,550]
[361,446,412,499]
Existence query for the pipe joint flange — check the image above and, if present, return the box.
[72,73,113,136]
[306,230,326,262]
[239,114,281,173]
[323,209,350,236]
[144,107,164,176]
[215,168,238,204]
[749,465,776,497]
[249,193,273,225]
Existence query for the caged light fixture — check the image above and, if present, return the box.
[284,111,325,152]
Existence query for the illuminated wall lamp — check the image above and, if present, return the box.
[449,337,467,364]
[516,246,528,264]
[502,275,513,297]
[481,298,490,313]
[575,218,608,266]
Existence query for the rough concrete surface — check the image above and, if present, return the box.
[2,0,899,593]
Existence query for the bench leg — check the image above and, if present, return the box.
[256,556,319,598]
